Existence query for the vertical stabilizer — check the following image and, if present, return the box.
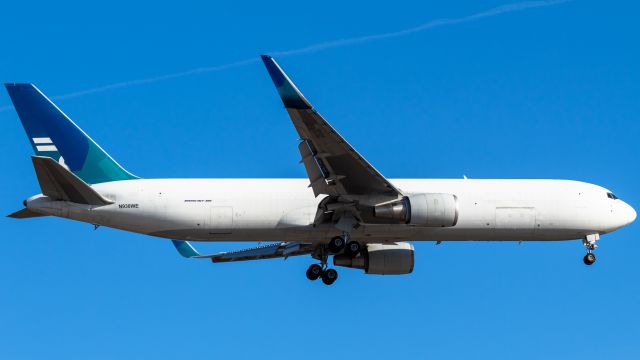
[5,83,138,184]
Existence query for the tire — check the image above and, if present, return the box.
[583,253,596,265]
[306,264,323,281]
[345,241,361,257]
[328,236,345,254]
[321,268,338,285]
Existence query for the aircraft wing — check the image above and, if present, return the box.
[260,55,402,201]
[171,240,315,263]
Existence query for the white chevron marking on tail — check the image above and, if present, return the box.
[33,137,53,144]
[36,145,58,152]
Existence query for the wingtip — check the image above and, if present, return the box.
[260,56,312,110]
[259,54,275,69]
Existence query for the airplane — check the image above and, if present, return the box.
[5,55,636,285]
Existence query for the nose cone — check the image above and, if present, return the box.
[620,202,636,226]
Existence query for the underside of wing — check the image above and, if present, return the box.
[171,240,316,263]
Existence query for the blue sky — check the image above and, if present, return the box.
[1,0,638,358]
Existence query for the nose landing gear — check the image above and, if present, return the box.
[582,234,599,266]
[583,252,596,266]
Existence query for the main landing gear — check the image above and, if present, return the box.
[328,235,361,257]
[328,236,345,254]
[582,234,599,266]
[306,264,323,280]
[306,263,339,285]
[307,235,361,285]
[306,243,339,285]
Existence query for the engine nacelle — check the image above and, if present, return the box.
[333,242,414,275]
[373,193,458,227]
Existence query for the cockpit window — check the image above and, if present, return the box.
[607,192,619,200]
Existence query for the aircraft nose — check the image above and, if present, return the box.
[620,201,636,226]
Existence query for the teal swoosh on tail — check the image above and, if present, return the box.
[5,83,138,184]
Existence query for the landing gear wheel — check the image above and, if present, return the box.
[583,253,596,266]
[321,268,338,285]
[306,264,323,280]
[328,236,346,254]
[345,241,361,257]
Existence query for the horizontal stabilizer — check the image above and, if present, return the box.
[7,208,47,219]
[31,156,113,206]
[171,240,314,263]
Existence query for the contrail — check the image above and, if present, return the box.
[269,0,572,57]
[0,0,571,113]
[52,58,259,100]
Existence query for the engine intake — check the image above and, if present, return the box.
[373,193,458,227]
[334,242,414,275]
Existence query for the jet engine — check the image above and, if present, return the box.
[333,242,414,275]
[373,193,458,227]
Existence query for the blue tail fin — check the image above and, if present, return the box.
[5,83,138,184]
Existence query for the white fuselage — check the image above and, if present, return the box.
[26,178,636,244]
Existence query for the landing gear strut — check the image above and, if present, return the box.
[582,234,599,266]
